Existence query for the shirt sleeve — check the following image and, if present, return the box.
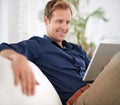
[0,36,42,61]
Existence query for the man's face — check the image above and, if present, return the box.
[44,8,71,43]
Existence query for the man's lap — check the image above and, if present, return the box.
[73,51,120,105]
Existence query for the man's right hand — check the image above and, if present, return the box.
[0,49,38,96]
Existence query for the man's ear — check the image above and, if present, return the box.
[44,16,49,25]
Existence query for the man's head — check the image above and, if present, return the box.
[44,0,72,46]
[44,0,72,20]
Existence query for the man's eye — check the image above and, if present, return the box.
[56,20,62,23]
[66,21,70,25]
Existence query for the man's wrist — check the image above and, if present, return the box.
[0,49,20,61]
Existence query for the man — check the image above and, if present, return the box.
[0,0,120,105]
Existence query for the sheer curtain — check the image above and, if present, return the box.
[0,0,9,43]
[18,0,47,41]
[0,0,47,43]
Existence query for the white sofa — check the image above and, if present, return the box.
[0,56,62,105]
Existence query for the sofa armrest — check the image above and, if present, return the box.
[0,56,62,105]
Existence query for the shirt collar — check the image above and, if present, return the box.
[43,35,73,49]
[43,35,52,42]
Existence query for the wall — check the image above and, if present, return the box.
[85,0,120,44]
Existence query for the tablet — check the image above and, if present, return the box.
[83,42,120,81]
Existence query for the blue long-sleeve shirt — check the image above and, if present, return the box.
[0,35,90,105]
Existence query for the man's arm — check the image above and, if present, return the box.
[0,49,38,96]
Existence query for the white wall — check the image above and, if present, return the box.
[85,0,120,44]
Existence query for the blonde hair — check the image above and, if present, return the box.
[44,0,72,20]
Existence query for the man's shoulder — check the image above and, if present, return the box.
[28,36,48,43]
[29,36,43,41]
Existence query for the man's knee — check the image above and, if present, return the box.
[114,51,120,58]
[110,51,120,66]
